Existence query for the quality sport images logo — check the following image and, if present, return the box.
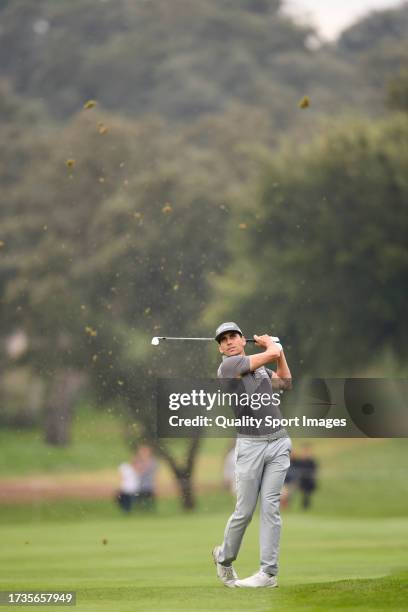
[155,378,408,438]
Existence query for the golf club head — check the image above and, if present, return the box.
[151,337,160,346]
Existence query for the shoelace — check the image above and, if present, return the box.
[222,566,235,581]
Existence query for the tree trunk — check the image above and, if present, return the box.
[176,470,195,510]
[151,435,202,510]
[43,369,85,446]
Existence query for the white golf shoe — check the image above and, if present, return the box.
[212,545,238,588]
[235,570,278,588]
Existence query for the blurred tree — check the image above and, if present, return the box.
[337,5,408,54]
[204,114,408,375]
[387,68,408,112]
[0,0,358,126]
[336,3,408,110]
[0,107,229,506]
[0,0,406,130]
[219,0,282,14]
[0,366,44,428]
[0,80,51,429]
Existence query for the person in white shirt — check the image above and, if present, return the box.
[117,459,141,512]
[116,446,158,512]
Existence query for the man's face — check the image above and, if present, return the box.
[218,331,246,356]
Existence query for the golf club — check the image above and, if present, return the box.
[151,335,280,346]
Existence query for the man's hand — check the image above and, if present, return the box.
[249,334,282,371]
[254,334,281,353]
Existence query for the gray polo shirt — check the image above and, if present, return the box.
[217,355,288,440]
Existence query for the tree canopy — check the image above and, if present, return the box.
[0,0,406,126]
[203,114,408,375]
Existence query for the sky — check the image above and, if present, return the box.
[284,0,405,39]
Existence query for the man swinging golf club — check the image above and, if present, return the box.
[212,322,292,588]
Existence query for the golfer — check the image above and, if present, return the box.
[212,322,292,588]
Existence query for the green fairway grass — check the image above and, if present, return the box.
[0,508,407,611]
[1,409,407,610]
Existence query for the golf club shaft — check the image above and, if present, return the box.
[153,336,279,343]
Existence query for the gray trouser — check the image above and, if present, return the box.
[217,436,291,576]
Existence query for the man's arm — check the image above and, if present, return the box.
[248,334,282,371]
[271,349,292,391]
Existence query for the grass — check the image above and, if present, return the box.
[1,408,407,610]
[305,438,408,517]
[0,492,235,525]
[0,406,129,476]
[0,507,407,611]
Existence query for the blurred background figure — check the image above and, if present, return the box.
[117,456,141,513]
[116,446,157,512]
[298,444,318,510]
[133,445,158,508]
[281,449,301,509]
[223,441,236,494]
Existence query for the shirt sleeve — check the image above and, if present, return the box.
[218,355,251,378]
[265,368,274,379]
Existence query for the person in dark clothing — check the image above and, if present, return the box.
[297,444,318,510]
[281,450,301,508]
